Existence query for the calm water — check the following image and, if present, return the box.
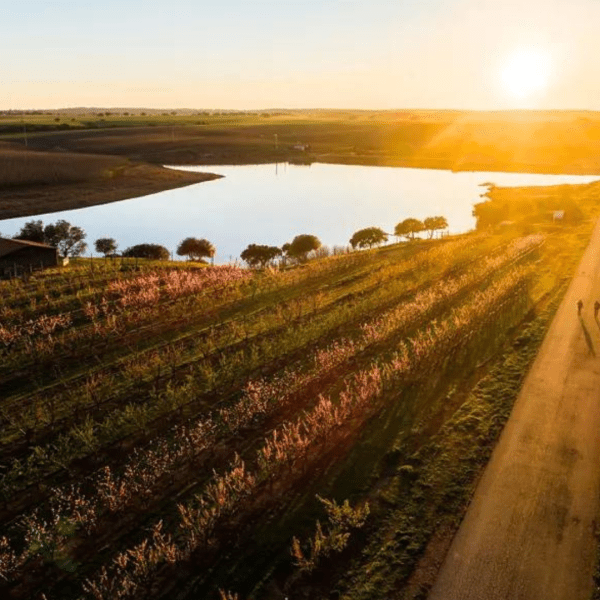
[1,164,598,263]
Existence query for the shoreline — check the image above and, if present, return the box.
[2,152,600,224]
[169,152,600,177]
[0,163,221,222]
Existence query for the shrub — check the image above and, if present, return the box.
[286,234,322,261]
[95,238,118,257]
[349,227,388,249]
[240,244,281,268]
[122,244,170,260]
[394,218,425,240]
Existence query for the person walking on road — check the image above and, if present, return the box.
[578,299,584,315]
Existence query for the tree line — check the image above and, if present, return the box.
[349,216,448,250]
[105,237,216,262]
[8,213,447,268]
[240,216,448,267]
[9,220,217,262]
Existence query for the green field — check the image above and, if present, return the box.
[1,178,598,600]
[4,109,600,174]
[4,109,600,225]
[3,110,600,598]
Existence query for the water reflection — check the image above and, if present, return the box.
[0,163,597,264]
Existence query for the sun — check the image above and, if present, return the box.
[500,48,552,101]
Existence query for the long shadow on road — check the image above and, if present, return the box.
[579,315,596,356]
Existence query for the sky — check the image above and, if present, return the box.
[2,0,600,110]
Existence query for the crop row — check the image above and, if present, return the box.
[76,265,533,600]
[0,266,252,354]
[0,263,164,312]
[1,233,482,351]
[0,234,488,449]
[0,234,542,518]
[0,234,537,511]
[0,263,532,597]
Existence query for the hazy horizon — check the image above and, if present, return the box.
[6,107,600,114]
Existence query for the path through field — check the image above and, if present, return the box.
[428,219,600,600]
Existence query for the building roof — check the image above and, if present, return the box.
[0,237,56,259]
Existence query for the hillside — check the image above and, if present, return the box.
[6,109,600,174]
[2,183,600,599]
[0,142,219,221]
[4,110,600,221]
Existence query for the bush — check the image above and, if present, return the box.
[472,201,509,229]
[122,243,170,260]
[95,238,118,257]
[240,244,281,268]
[350,227,388,249]
[394,218,425,240]
[285,234,322,261]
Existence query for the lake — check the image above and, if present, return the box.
[1,163,598,263]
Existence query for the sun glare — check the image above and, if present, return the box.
[500,48,552,101]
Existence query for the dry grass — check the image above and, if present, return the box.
[0,141,219,220]
[10,110,600,174]
[0,144,127,187]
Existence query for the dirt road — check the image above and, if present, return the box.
[428,220,600,600]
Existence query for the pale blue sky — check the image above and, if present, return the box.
[2,0,599,109]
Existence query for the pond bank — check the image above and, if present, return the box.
[0,162,220,221]
[2,163,598,264]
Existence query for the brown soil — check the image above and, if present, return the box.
[0,163,220,220]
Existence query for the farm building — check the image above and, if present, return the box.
[0,237,59,277]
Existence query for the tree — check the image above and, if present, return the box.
[240,244,282,268]
[423,216,448,239]
[472,201,509,229]
[349,227,388,249]
[95,238,118,257]
[394,218,425,241]
[15,219,87,256]
[176,237,215,262]
[43,220,87,257]
[287,234,321,261]
[122,244,170,260]
[14,220,45,243]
